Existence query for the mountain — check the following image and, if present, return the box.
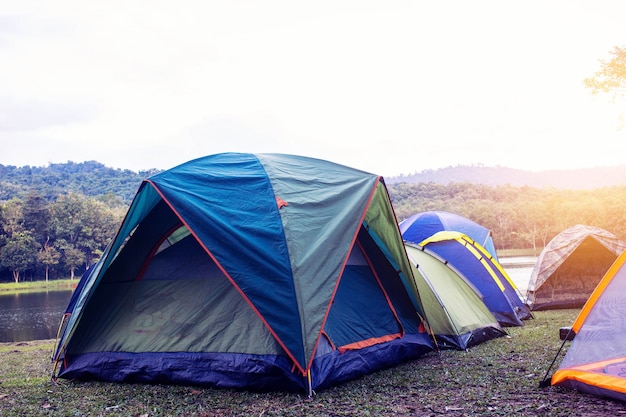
[0,161,160,204]
[385,164,626,189]
[1,161,625,206]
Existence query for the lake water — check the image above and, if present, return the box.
[0,290,73,343]
[0,257,537,343]
[500,256,537,298]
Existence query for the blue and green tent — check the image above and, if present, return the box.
[52,153,433,394]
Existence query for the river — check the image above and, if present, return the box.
[499,256,537,299]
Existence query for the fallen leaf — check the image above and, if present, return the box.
[445,406,464,411]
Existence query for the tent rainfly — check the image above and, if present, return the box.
[546,250,626,401]
[417,231,532,326]
[405,243,506,350]
[400,211,499,261]
[527,224,626,311]
[51,153,434,394]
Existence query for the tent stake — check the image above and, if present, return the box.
[307,369,314,398]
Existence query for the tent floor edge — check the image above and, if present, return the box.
[58,333,434,393]
[58,351,307,393]
[309,332,434,392]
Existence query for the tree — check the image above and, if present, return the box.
[0,232,39,282]
[55,238,86,280]
[37,239,61,282]
[23,191,51,247]
[50,193,122,271]
[1,198,25,236]
[63,246,86,280]
[584,46,626,99]
[50,193,87,247]
[76,198,123,267]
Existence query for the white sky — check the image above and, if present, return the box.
[1,0,625,177]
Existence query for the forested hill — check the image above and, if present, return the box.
[386,164,626,189]
[0,161,160,204]
[1,161,625,205]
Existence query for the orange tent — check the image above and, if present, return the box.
[549,249,626,401]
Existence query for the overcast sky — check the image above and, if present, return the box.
[1,1,625,177]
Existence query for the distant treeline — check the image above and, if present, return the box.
[1,161,625,283]
[0,192,126,283]
[0,161,157,204]
[389,182,626,251]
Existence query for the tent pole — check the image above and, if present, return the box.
[539,331,573,388]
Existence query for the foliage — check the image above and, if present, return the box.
[0,193,124,282]
[0,232,39,282]
[37,244,61,282]
[0,161,152,281]
[0,160,156,204]
[63,247,86,280]
[389,182,626,251]
[584,45,626,98]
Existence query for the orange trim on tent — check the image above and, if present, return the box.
[321,331,336,351]
[338,333,403,354]
[552,369,626,395]
[572,250,626,332]
[275,197,288,209]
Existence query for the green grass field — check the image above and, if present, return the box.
[2,309,624,416]
[0,279,77,294]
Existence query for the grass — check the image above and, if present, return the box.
[2,309,626,416]
[0,279,77,294]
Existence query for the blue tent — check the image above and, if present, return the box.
[418,231,532,326]
[52,153,433,394]
[400,211,499,260]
